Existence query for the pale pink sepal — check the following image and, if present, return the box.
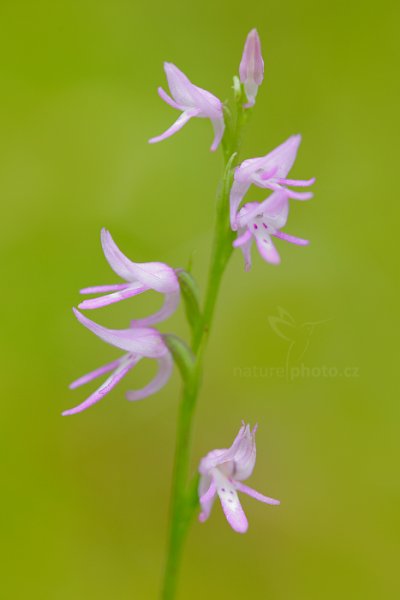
[73,308,167,358]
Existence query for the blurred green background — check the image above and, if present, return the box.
[1,0,399,598]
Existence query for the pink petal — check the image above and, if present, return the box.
[233,228,252,248]
[210,117,225,152]
[263,181,313,201]
[241,237,253,271]
[237,135,302,184]
[131,290,180,327]
[101,229,179,293]
[200,478,217,505]
[163,62,199,108]
[80,283,130,294]
[234,481,280,506]
[78,282,147,310]
[200,422,257,482]
[148,110,196,145]
[261,191,290,229]
[62,356,138,416]
[283,189,313,201]
[163,63,222,118]
[199,423,250,475]
[157,86,183,110]
[230,424,257,481]
[230,180,251,230]
[69,357,124,389]
[198,477,217,523]
[272,231,309,246]
[237,192,289,230]
[274,177,316,187]
[73,308,167,358]
[125,352,173,401]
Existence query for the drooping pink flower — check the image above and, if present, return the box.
[78,229,180,327]
[233,191,309,269]
[198,423,280,533]
[239,29,264,108]
[62,309,173,416]
[149,62,225,151]
[230,135,315,229]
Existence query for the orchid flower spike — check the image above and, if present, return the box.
[198,423,280,533]
[234,191,309,269]
[62,309,173,416]
[149,62,225,152]
[239,29,264,108]
[78,229,180,327]
[230,135,315,229]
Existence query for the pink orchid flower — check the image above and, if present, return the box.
[149,62,225,151]
[239,28,264,108]
[234,190,309,269]
[230,134,315,229]
[62,309,173,416]
[198,423,280,533]
[78,229,180,327]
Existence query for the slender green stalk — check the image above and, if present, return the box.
[161,98,247,600]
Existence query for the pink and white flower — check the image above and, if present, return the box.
[234,190,309,269]
[149,62,225,151]
[78,229,180,327]
[198,423,280,533]
[230,135,315,229]
[239,29,264,108]
[62,309,173,416]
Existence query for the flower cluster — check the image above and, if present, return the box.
[63,229,179,416]
[65,29,315,536]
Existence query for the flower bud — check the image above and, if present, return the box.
[239,29,264,107]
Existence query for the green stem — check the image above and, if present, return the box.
[161,99,246,600]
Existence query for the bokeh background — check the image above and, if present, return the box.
[2,0,399,598]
